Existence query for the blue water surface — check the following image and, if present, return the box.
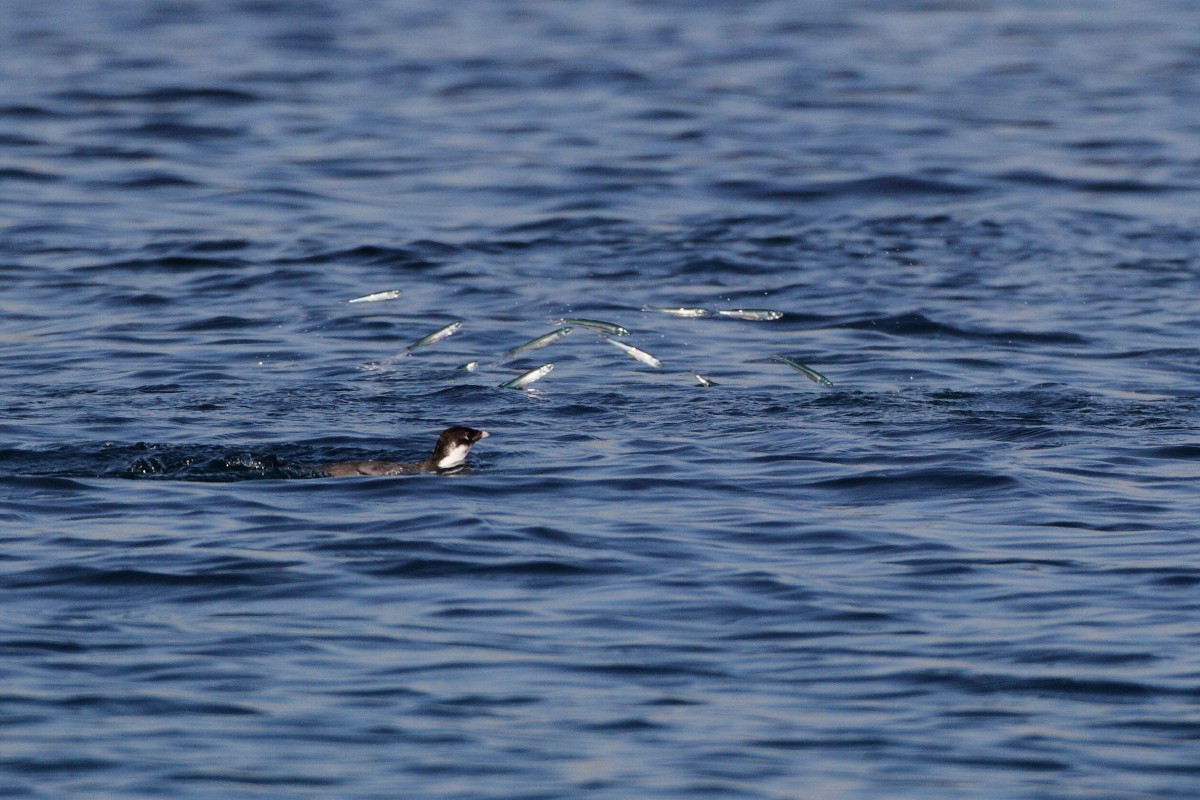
[2,1,1200,798]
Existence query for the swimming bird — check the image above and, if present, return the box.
[317,426,489,476]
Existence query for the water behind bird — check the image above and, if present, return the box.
[2,2,1199,799]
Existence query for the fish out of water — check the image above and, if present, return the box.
[494,326,572,363]
[457,361,479,372]
[556,317,631,337]
[316,426,489,476]
[406,321,463,352]
[692,371,718,387]
[603,336,663,368]
[347,289,401,304]
[642,306,709,317]
[773,354,833,386]
[716,309,783,321]
[499,362,554,389]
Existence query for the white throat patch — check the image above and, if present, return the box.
[436,443,472,469]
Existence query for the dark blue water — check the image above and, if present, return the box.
[3,1,1200,797]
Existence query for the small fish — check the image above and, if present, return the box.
[500,362,554,390]
[347,289,401,304]
[716,309,783,321]
[495,326,572,363]
[773,354,833,386]
[457,361,479,372]
[603,336,663,368]
[406,321,463,351]
[642,306,710,318]
[692,371,718,387]
[556,317,631,337]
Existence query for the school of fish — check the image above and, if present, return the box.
[345,289,833,391]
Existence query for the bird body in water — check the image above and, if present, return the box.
[317,426,488,476]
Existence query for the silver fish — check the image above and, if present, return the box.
[603,336,662,368]
[692,371,718,387]
[556,317,630,337]
[457,361,479,372]
[496,326,572,363]
[716,309,783,321]
[642,306,710,318]
[347,288,401,304]
[406,321,463,351]
[773,354,833,386]
[500,362,554,389]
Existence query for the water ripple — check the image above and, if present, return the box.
[3,2,1200,798]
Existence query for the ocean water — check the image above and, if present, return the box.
[2,1,1200,797]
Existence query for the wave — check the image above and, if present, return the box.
[715,175,981,201]
[836,312,1088,345]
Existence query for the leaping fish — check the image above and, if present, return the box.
[716,309,783,321]
[692,371,718,387]
[642,306,709,318]
[773,354,833,386]
[499,363,554,390]
[555,317,631,337]
[406,321,463,352]
[603,336,662,368]
[494,326,572,364]
[347,289,401,304]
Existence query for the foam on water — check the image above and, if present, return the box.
[3,1,1200,798]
